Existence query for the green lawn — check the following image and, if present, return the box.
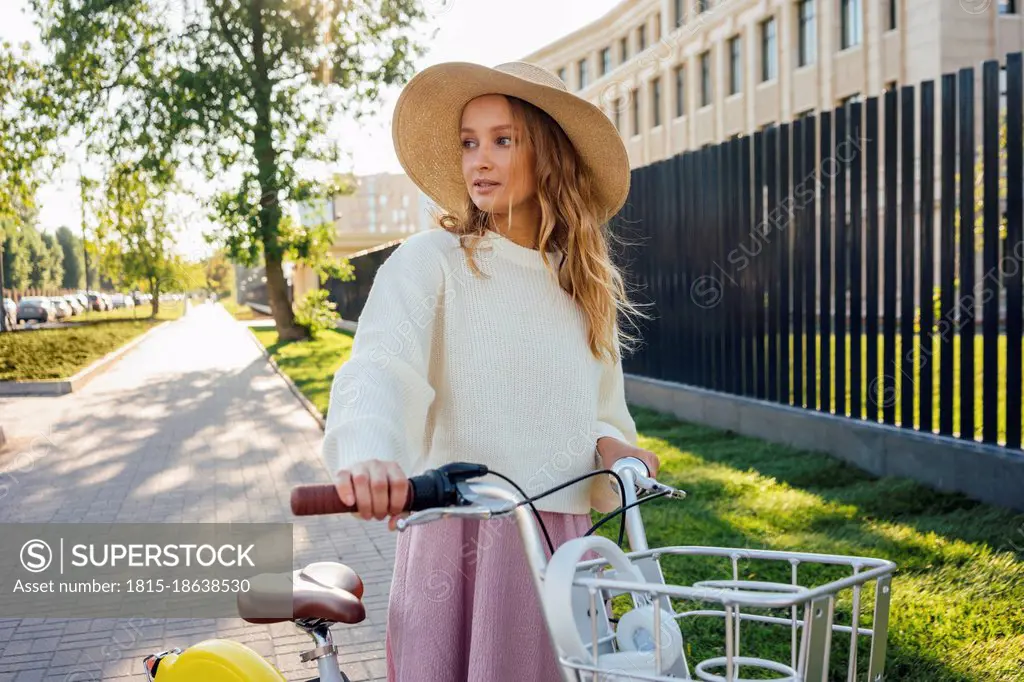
[220,299,269,321]
[730,333,1023,444]
[254,328,1024,681]
[250,325,351,416]
[0,302,184,381]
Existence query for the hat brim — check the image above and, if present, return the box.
[391,62,631,225]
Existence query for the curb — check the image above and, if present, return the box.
[0,320,172,397]
[245,325,327,431]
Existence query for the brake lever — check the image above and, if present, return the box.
[395,505,497,531]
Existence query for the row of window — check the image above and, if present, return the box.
[559,0,1021,94]
[609,60,898,138]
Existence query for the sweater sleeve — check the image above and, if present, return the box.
[320,237,443,477]
[589,340,639,513]
[592,342,638,447]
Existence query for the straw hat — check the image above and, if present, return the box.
[391,61,631,225]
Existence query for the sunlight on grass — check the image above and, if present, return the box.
[250,326,352,416]
[621,411,1024,681]
[0,303,183,381]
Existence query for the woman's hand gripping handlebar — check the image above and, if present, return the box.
[291,462,491,520]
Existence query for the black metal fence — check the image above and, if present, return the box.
[619,53,1024,450]
[326,54,1024,452]
[323,241,401,321]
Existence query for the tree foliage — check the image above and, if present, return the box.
[31,0,433,339]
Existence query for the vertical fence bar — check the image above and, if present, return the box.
[668,157,681,384]
[733,136,746,397]
[715,145,728,393]
[939,74,957,437]
[805,115,818,411]
[982,60,1000,445]
[866,97,880,422]
[697,150,710,389]
[755,131,768,400]
[741,135,755,398]
[682,153,695,386]
[883,88,899,426]
[1007,53,1024,450]
[849,101,864,420]
[793,118,806,407]
[820,111,834,413]
[959,66,976,441]
[919,81,936,434]
[724,137,741,393]
[767,127,780,402]
[835,107,849,417]
[779,123,792,405]
[900,85,917,430]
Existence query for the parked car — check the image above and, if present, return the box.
[87,292,107,311]
[111,293,135,309]
[2,298,16,329]
[16,297,55,323]
[50,297,71,320]
[74,292,89,310]
[64,295,85,316]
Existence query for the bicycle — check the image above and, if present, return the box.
[141,458,897,681]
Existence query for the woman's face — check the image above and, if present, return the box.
[460,94,538,216]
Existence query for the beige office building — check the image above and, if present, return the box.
[291,173,435,300]
[523,0,1024,168]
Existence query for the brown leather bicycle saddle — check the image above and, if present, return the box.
[237,561,365,624]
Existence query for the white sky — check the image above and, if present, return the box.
[0,0,620,259]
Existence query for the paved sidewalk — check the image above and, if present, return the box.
[0,303,395,681]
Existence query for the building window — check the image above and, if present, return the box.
[697,0,709,13]
[620,36,629,63]
[884,79,898,93]
[557,67,567,84]
[600,47,612,76]
[655,13,662,41]
[675,0,686,27]
[729,35,742,95]
[631,88,640,136]
[638,23,647,52]
[761,17,777,82]
[888,0,897,29]
[1001,0,1017,13]
[652,77,662,127]
[700,50,712,106]
[578,58,589,90]
[795,109,813,120]
[675,65,686,117]
[798,0,816,67]
[841,0,863,50]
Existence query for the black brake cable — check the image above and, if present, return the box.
[488,468,628,556]
[585,490,670,545]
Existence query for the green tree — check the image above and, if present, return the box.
[204,250,236,299]
[0,40,59,228]
[55,226,84,289]
[94,161,180,316]
[32,0,432,340]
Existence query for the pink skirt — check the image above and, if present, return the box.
[385,511,592,682]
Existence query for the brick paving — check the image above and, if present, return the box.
[0,303,394,681]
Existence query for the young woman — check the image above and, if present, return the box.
[321,61,660,682]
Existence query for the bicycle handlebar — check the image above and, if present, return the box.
[291,462,491,516]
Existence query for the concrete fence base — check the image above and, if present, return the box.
[624,375,1024,513]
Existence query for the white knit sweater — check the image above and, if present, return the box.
[320,227,638,514]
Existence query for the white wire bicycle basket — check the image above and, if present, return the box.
[542,539,897,682]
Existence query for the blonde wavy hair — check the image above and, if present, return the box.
[437,95,649,364]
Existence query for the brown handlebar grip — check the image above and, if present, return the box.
[290,485,357,516]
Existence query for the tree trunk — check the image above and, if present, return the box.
[151,276,160,317]
[250,0,306,342]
